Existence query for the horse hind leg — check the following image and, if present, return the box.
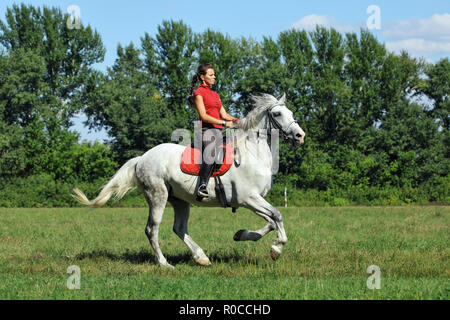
[170,197,211,266]
[142,182,173,268]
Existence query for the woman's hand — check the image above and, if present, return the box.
[225,120,234,128]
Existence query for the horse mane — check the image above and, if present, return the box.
[230,93,280,153]
[236,94,278,130]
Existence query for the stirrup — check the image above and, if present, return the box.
[197,184,209,198]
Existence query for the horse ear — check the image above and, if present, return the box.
[279,92,286,104]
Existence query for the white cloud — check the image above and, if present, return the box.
[385,38,450,58]
[291,14,361,34]
[383,13,450,59]
[382,14,450,42]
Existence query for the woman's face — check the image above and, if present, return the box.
[201,68,216,86]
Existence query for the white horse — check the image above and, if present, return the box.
[73,93,305,268]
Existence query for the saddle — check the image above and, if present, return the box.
[180,140,234,177]
[180,140,235,208]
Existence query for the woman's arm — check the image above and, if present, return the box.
[194,95,225,125]
[219,107,238,122]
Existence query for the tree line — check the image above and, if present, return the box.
[0,4,448,206]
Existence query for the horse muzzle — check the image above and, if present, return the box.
[290,127,305,146]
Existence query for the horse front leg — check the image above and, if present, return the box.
[233,220,275,241]
[241,194,288,260]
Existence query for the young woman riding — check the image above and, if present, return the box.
[189,63,239,198]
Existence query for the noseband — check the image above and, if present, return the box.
[266,104,298,140]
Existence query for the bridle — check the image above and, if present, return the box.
[266,104,298,141]
[224,103,300,147]
[225,103,300,166]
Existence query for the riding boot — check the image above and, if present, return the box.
[197,162,215,197]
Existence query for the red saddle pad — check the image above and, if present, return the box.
[180,140,234,176]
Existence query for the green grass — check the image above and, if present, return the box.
[0,206,449,299]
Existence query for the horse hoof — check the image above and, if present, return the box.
[161,263,175,269]
[197,258,212,266]
[270,246,281,261]
[233,229,246,241]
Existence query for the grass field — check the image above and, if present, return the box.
[0,206,448,299]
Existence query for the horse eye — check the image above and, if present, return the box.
[272,112,281,117]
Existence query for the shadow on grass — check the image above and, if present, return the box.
[71,249,249,266]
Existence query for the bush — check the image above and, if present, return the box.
[264,177,449,207]
[0,174,72,207]
[0,174,448,208]
[0,175,147,207]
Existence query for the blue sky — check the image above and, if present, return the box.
[1,0,449,141]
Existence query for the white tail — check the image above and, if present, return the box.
[72,156,141,207]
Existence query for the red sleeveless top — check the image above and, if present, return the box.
[193,84,223,128]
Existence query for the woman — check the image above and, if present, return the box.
[189,63,239,198]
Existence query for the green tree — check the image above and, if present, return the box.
[365,52,447,187]
[144,20,196,128]
[236,36,287,113]
[278,28,314,124]
[84,43,175,164]
[196,29,244,115]
[276,29,314,179]
[308,26,350,147]
[0,4,108,182]
[344,29,387,148]
[420,58,449,162]
[0,48,49,177]
[423,58,450,129]
[0,4,105,126]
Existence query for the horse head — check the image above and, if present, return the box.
[267,93,305,146]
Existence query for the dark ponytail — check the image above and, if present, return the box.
[188,74,199,106]
[188,63,213,106]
